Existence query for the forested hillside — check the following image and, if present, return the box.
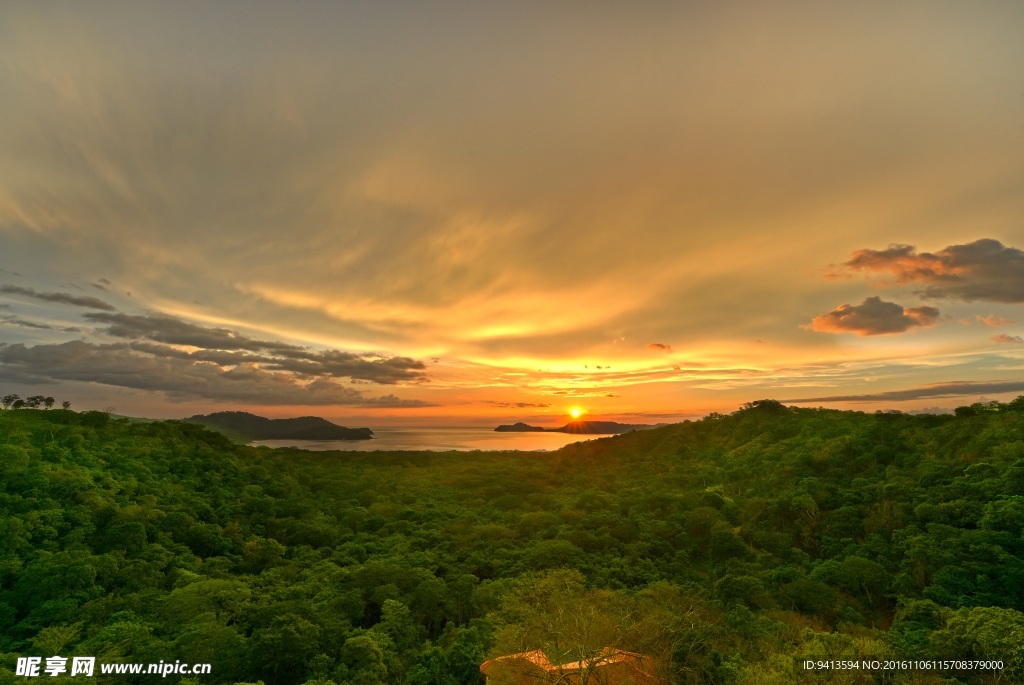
[2,400,1024,684]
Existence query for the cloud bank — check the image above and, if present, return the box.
[0,308,431,407]
[84,312,427,384]
[0,340,431,407]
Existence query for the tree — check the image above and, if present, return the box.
[492,570,669,684]
[409,643,456,685]
[738,399,789,414]
[31,622,83,655]
[2,394,19,410]
[445,626,490,685]
[930,606,1024,682]
[251,614,323,685]
[161,580,252,625]
[336,634,390,685]
[62,401,71,410]
[43,396,55,409]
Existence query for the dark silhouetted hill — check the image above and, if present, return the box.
[184,411,373,441]
[494,422,547,432]
[556,420,657,434]
[495,420,657,434]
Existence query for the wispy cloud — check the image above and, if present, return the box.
[991,333,1024,344]
[0,314,81,333]
[646,342,673,352]
[975,314,1015,328]
[1,315,55,330]
[482,400,551,408]
[785,380,1024,404]
[1,284,116,311]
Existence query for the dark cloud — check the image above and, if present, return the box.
[807,296,940,336]
[1,313,56,329]
[127,341,268,365]
[785,380,1024,404]
[838,239,1024,303]
[0,315,82,333]
[85,312,305,353]
[1,315,55,330]
[646,343,673,352]
[266,350,427,384]
[991,333,1024,344]
[1,284,116,311]
[0,340,432,407]
[84,312,428,384]
[482,401,551,408]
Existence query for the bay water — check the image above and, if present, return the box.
[251,426,612,452]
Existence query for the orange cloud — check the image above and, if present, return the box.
[646,343,673,352]
[807,297,940,336]
[991,333,1024,344]
[837,239,1024,303]
[976,314,1015,328]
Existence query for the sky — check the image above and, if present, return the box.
[1,1,1024,426]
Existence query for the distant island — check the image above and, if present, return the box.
[493,421,547,432]
[183,411,373,442]
[494,420,658,434]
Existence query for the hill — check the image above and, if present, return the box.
[183,410,373,441]
[495,419,657,433]
[494,421,547,432]
[555,419,657,433]
[3,397,1024,683]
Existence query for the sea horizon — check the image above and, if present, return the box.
[250,425,615,452]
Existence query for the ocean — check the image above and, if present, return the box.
[251,426,613,452]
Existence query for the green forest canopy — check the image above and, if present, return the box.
[2,397,1024,683]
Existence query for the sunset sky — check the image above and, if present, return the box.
[2,2,1024,426]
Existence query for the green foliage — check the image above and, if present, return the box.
[3,398,1024,682]
[929,606,1024,681]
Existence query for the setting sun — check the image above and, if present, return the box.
[570,407,583,419]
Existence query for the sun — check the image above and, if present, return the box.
[570,407,583,419]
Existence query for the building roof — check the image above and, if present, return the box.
[480,647,664,684]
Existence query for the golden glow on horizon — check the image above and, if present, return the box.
[570,407,583,419]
